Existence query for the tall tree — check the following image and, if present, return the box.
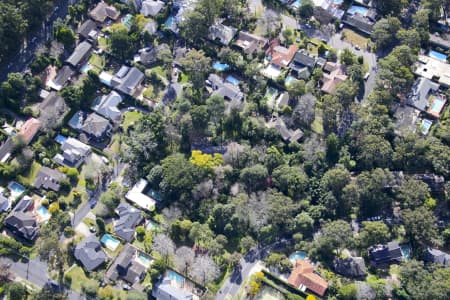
[180,49,212,91]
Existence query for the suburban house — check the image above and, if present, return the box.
[125,179,157,211]
[108,66,145,96]
[140,0,165,17]
[207,74,244,103]
[414,55,450,88]
[114,203,143,242]
[143,19,158,35]
[91,91,123,122]
[312,0,345,22]
[77,19,99,41]
[288,260,328,297]
[333,256,367,278]
[424,248,450,267]
[0,138,14,163]
[406,77,446,118]
[53,137,91,168]
[74,235,107,272]
[266,117,303,143]
[429,34,450,51]
[234,31,269,55]
[18,118,42,145]
[69,111,112,141]
[134,43,171,66]
[290,50,317,79]
[48,65,75,91]
[4,197,38,242]
[152,277,194,300]
[89,1,120,24]
[262,39,298,79]
[66,41,93,69]
[393,105,421,137]
[321,61,348,94]
[368,241,404,266]
[33,167,67,192]
[0,193,10,213]
[38,92,68,129]
[106,243,152,288]
[208,23,238,46]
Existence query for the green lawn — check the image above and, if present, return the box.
[342,29,369,49]
[17,161,41,186]
[148,66,167,79]
[311,109,324,135]
[122,111,143,131]
[108,134,122,155]
[98,37,109,51]
[89,53,106,70]
[179,72,189,83]
[65,265,98,294]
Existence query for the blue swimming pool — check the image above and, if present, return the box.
[400,244,411,260]
[68,111,83,129]
[8,182,25,197]
[285,75,297,86]
[333,0,343,5]
[291,0,301,8]
[429,50,447,61]
[101,234,120,251]
[80,63,93,73]
[55,134,67,144]
[168,270,185,284]
[212,61,230,71]
[226,75,240,85]
[348,5,368,16]
[430,97,445,114]
[36,206,50,219]
[164,16,175,28]
[137,252,153,268]
[420,119,433,135]
[289,251,307,262]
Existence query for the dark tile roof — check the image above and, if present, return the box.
[291,50,316,70]
[50,65,75,90]
[0,138,14,163]
[74,235,107,272]
[424,248,450,267]
[66,41,92,68]
[111,66,145,96]
[138,44,170,66]
[80,113,112,139]
[77,20,98,40]
[406,77,439,112]
[4,198,38,241]
[369,241,403,266]
[114,203,143,242]
[333,257,367,278]
[342,14,374,35]
[0,194,8,212]
[89,1,120,23]
[33,167,67,192]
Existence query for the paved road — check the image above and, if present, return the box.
[0,0,79,81]
[0,257,49,288]
[328,32,378,102]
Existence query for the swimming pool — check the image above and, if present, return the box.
[291,0,301,8]
[121,14,133,29]
[429,50,447,61]
[429,97,446,115]
[168,270,185,284]
[164,16,175,28]
[147,189,162,202]
[146,220,159,231]
[419,119,433,135]
[285,75,297,86]
[400,244,411,260]
[55,135,67,144]
[36,206,51,221]
[8,182,25,198]
[136,252,153,268]
[68,111,83,129]
[212,62,230,71]
[333,0,343,5]
[347,5,368,16]
[101,234,120,251]
[289,251,307,262]
[80,63,93,73]
[226,75,240,86]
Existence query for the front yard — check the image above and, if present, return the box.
[341,29,369,49]
[65,265,99,294]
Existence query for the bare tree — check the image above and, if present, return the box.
[174,246,195,275]
[191,255,219,284]
[152,234,175,263]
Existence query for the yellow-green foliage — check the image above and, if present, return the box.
[190,150,223,169]
[248,271,265,296]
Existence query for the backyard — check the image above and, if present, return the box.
[341,29,369,49]
[65,265,99,294]
[17,161,41,186]
[122,111,144,131]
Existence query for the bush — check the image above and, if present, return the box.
[63,226,75,238]
[136,226,146,241]
[40,199,49,208]
[82,282,98,297]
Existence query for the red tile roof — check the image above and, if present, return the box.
[266,39,299,68]
[19,118,41,145]
[288,260,328,297]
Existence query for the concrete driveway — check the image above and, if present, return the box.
[329,32,378,101]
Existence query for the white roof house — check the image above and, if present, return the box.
[125,179,156,211]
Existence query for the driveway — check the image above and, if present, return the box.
[329,32,378,101]
[0,257,49,288]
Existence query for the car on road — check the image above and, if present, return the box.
[355,45,360,50]
[364,72,370,81]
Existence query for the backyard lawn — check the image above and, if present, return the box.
[122,111,143,131]
[17,161,41,186]
[89,53,106,70]
[342,29,369,49]
[65,265,98,294]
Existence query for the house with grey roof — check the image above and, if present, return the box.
[369,241,405,266]
[4,197,38,242]
[77,19,99,41]
[0,193,10,213]
[74,235,107,272]
[290,50,316,79]
[406,77,440,113]
[89,1,120,24]
[114,203,143,242]
[33,167,67,192]
[208,23,237,46]
[66,41,93,69]
[342,13,375,36]
[54,137,91,168]
[234,31,269,54]
[91,91,123,122]
[48,65,75,91]
[143,19,158,35]
[333,256,367,278]
[140,0,165,17]
[424,248,450,267]
[134,44,171,66]
[38,92,68,129]
[207,74,244,103]
[267,117,303,143]
[80,113,112,140]
[111,66,145,96]
[152,277,194,300]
